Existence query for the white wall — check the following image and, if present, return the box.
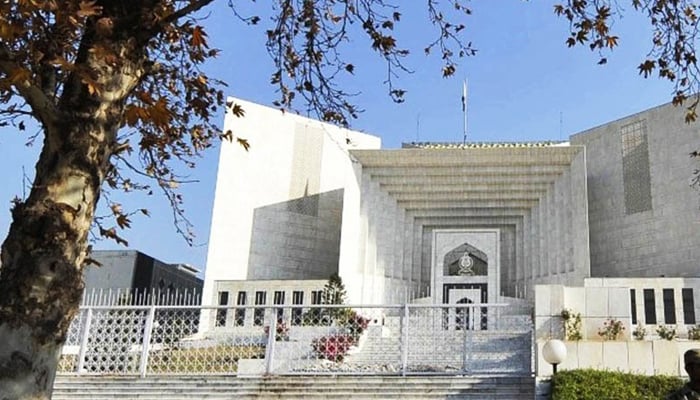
[536,278,700,341]
[536,278,700,378]
[535,284,633,341]
[207,279,327,332]
[536,339,699,377]
[571,103,700,279]
[202,98,381,312]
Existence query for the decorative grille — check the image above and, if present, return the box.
[58,303,533,377]
[620,120,652,214]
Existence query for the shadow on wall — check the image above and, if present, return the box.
[248,189,344,280]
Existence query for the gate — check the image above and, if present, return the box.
[58,303,533,377]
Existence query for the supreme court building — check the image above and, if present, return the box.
[201,98,700,318]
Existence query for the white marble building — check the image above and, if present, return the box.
[203,98,700,321]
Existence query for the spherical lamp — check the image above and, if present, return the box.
[542,339,567,374]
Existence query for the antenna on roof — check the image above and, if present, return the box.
[462,79,468,145]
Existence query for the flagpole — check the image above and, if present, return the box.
[462,79,468,145]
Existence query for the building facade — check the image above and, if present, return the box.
[571,106,700,278]
[203,98,700,320]
[84,250,203,305]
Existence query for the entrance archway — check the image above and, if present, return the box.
[431,229,500,308]
[455,297,473,330]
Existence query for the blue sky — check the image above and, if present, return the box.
[0,1,676,275]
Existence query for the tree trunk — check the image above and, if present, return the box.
[0,325,63,400]
[0,131,104,398]
[0,107,119,397]
[0,43,144,400]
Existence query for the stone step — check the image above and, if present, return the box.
[54,380,532,390]
[53,384,535,400]
[55,375,532,381]
[53,396,524,400]
[54,390,532,396]
[54,376,533,386]
[54,386,532,392]
[53,392,532,400]
[54,378,529,390]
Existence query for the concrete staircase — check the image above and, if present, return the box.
[344,325,402,366]
[52,375,536,399]
[344,320,532,375]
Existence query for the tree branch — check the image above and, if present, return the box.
[0,43,58,127]
[160,0,215,26]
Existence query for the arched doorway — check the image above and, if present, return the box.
[455,297,473,330]
[431,229,500,322]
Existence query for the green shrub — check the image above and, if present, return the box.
[598,318,625,341]
[300,273,350,326]
[337,310,370,341]
[688,325,700,340]
[561,309,583,341]
[551,369,683,400]
[633,324,647,340]
[656,325,677,341]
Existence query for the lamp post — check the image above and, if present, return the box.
[542,339,567,375]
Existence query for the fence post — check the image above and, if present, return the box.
[462,305,469,374]
[401,304,409,376]
[495,304,501,330]
[76,308,92,374]
[264,309,277,375]
[139,305,156,378]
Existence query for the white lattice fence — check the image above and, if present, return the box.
[58,303,533,377]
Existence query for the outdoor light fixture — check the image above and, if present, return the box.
[542,339,567,375]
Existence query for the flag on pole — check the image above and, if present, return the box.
[461,80,468,112]
[462,79,468,144]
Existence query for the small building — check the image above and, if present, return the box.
[83,250,203,305]
[205,279,328,334]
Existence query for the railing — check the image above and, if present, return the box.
[58,303,533,377]
[80,287,202,306]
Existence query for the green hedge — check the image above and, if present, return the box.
[552,369,684,400]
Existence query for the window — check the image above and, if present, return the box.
[274,291,285,320]
[620,120,652,214]
[234,291,247,327]
[643,289,656,325]
[630,289,637,325]
[311,290,323,305]
[215,291,229,327]
[663,289,676,324]
[683,288,696,325]
[291,291,304,326]
[254,291,266,326]
[309,290,323,325]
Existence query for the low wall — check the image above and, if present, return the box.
[536,339,700,377]
[535,284,632,341]
[536,280,700,342]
